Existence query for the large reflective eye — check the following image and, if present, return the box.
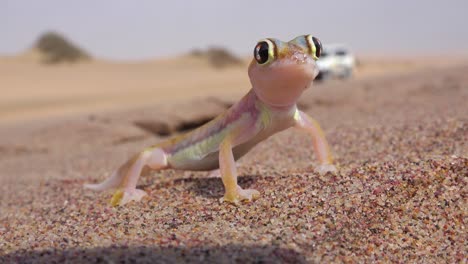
[306,35,322,60]
[254,40,274,65]
[312,36,322,58]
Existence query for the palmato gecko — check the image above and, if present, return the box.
[85,35,337,206]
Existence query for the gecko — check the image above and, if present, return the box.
[84,35,337,206]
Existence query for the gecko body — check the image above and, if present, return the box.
[85,35,337,206]
[164,90,294,171]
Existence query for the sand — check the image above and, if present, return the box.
[0,55,467,263]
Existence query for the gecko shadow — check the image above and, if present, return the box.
[1,244,307,264]
[173,174,262,199]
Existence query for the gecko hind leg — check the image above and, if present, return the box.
[84,147,168,206]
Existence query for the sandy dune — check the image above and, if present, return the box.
[0,55,467,262]
[0,54,249,123]
[1,53,464,124]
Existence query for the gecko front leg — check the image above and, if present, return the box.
[295,110,337,175]
[219,135,259,204]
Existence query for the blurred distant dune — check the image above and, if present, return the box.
[0,34,467,124]
[0,52,251,123]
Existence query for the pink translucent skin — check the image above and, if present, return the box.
[85,36,336,206]
[248,45,319,108]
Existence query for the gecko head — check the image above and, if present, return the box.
[248,35,322,108]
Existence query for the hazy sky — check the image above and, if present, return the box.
[2,0,467,60]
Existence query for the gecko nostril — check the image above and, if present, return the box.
[291,52,308,64]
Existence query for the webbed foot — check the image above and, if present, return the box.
[316,164,337,175]
[220,187,260,205]
[110,189,148,206]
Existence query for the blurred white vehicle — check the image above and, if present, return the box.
[316,44,355,80]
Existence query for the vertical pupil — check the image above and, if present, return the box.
[312,36,322,58]
[255,42,269,64]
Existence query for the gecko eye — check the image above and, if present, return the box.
[254,39,275,65]
[306,35,322,60]
[312,37,322,58]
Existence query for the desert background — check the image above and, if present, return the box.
[1,1,467,263]
[1,50,465,124]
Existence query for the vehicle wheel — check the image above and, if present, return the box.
[315,71,324,81]
[339,68,352,79]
